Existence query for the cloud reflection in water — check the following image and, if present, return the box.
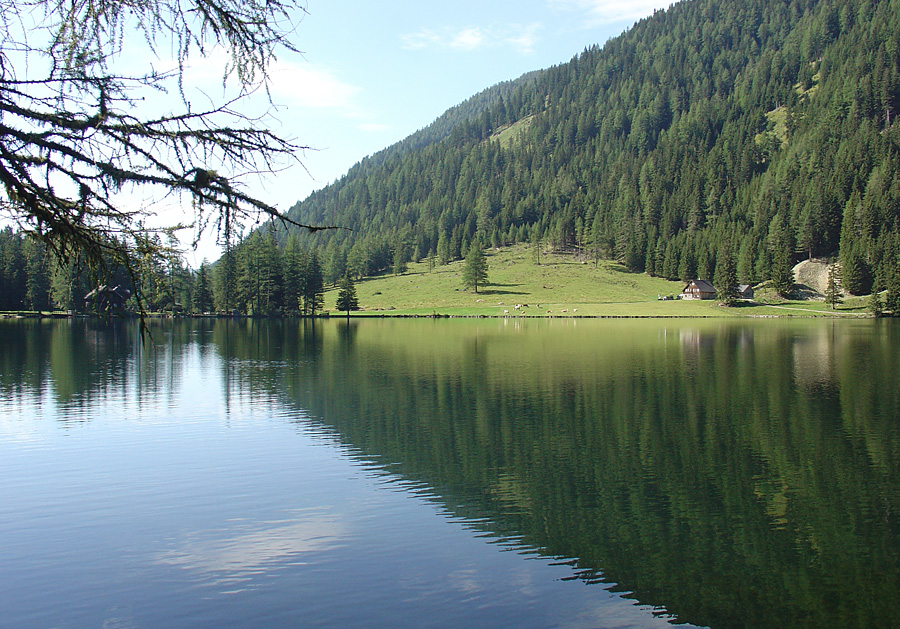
[157,509,346,589]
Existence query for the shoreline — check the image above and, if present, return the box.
[1,307,876,320]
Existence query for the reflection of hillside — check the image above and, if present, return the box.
[1,319,206,413]
[226,319,900,629]
[791,324,834,389]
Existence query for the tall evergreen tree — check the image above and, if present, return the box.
[885,270,900,316]
[192,265,215,313]
[824,263,843,310]
[302,251,325,315]
[462,244,489,293]
[335,273,360,316]
[840,249,873,295]
[531,229,542,266]
[714,244,738,306]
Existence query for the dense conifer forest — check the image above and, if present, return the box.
[3,0,899,314]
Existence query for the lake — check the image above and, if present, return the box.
[1,317,898,627]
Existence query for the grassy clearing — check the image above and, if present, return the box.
[492,115,535,149]
[323,244,870,318]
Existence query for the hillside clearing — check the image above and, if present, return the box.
[322,245,871,318]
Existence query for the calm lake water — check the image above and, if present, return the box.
[1,317,898,628]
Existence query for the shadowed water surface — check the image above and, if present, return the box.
[1,318,898,627]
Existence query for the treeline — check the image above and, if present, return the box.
[275,0,900,294]
[0,228,327,315]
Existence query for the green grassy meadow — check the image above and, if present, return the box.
[322,244,872,318]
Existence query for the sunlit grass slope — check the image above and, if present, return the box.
[322,244,868,318]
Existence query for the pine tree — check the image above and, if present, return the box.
[393,241,407,275]
[885,270,900,316]
[215,245,238,313]
[24,239,51,311]
[462,244,489,293]
[840,249,873,295]
[824,263,843,310]
[714,244,738,306]
[437,233,451,266]
[335,273,359,316]
[192,265,215,314]
[301,252,325,316]
[869,291,883,317]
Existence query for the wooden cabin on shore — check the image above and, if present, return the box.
[682,280,717,300]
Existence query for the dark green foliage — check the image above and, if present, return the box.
[840,248,873,295]
[885,269,900,315]
[825,263,843,309]
[301,251,325,316]
[271,0,900,292]
[1,228,26,310]
[714,244,738,305]
[393,241,408,275]
[335,273,359,314]
[462,244,489,293]
[192,265,215,313]
[869,291,883,317]
[768,216,795,297]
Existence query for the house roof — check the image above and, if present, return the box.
[738,284,753,292]
[684,279,716,292]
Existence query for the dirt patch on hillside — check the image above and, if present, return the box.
[793,258,832,297]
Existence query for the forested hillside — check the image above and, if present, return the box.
[275,0,900,295]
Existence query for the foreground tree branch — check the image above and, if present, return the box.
[0,0,340,293]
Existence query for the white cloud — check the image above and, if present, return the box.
[402,23,542,55]
[505,25,542,54]
[178,51,361,113]
[451,27,487,51]
[358,122,391,133]
[268,61,361,110]
[549,0,671,24]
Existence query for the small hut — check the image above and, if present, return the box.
[737,284,755,300]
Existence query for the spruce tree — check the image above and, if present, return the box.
[531,229,542,265]
[393,242,407,275]
[463,244,489,293]
[335,273,359,317]
[869,291,883,318]
[714,245,738,306]
[840,249,873,295]
[825,263,843,310]
[885,270,900,316]
[192,265,215,314]
[302,252,325,316]
[770,239,794,298]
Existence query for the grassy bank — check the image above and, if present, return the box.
[323,244,872,318]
